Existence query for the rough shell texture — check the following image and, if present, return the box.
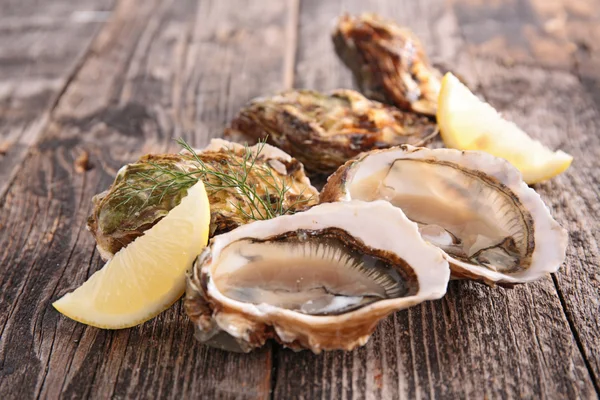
[333,13,442,116]
[87,139,318,260]
[320,145,568,286]
[228,89,437,174]
[185,201,449,353]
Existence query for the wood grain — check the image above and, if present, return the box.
[464,35,600,393]
[1,0,599,398]
[452,0,600,70]
[0,0,113,198]
[274,0,599,398]
[451,0,600,390]
[0,0,298,398]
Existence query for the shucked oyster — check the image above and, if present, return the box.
[185,201,449,353]
[87,139,318,260]
[228,89,437,175]
[333,13,442,116]
[321,146,568,286]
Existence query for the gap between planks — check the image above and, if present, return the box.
[452,10,599,393]
[0,6,116,202]
[270,1,301,397]
[551,274,600,393]
[282,0,301,90]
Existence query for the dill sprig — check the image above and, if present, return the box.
[112,137,314,221]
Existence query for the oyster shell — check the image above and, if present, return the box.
[320,146,568,286]
[185,200,449,353]
[333,13,442,116]
[228,89,437,174]
[87,139,318,260]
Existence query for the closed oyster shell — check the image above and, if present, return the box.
[333,13,442,116]
[185,201,449,353]
[87,139,318,260]
[320,146,568,286]
[228,89,437,174]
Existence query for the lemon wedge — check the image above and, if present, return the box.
[53,180,210,329]
[437,72,572,184]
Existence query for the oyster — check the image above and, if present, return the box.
[87,139,318,260]
[228,89,437,174]
[185,201,449,353]
[320,146,568,286]
[228,89,437,175]
[333,13,442,116]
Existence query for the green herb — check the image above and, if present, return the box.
[113,138,314,221]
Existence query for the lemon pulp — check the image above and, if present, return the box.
[437,72,572,184]
[53,180,210,329]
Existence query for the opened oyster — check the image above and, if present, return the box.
[321,146,568,286]
[186,201,449,353]
[88,139,318,260]
[333,13,442,116]
[228,89,437,174]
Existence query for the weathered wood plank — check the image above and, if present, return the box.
[451,0,600,390]
[452,0,599,71]
[451,0,600,118]
[274,0,598,398]
[2,0,599,399]
[462,57,600,392]
[0,0,114,198]
[0,0,298,398]
[173,0,300,151]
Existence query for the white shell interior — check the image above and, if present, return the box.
[203,200,450,326]
[341,146,568,283]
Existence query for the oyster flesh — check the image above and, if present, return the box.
[320,146,568,286]
[228,89,437,174]
[87,139,318,260]
[333,13,442,116]
[185,200,449,353]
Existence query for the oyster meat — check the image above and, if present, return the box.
[333,13,442,116]
[228,89,437,175]
[87,139,318,260]
[321,146,568,286]
[185,200,449,353]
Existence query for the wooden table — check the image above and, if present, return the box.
[1,0,599,398]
